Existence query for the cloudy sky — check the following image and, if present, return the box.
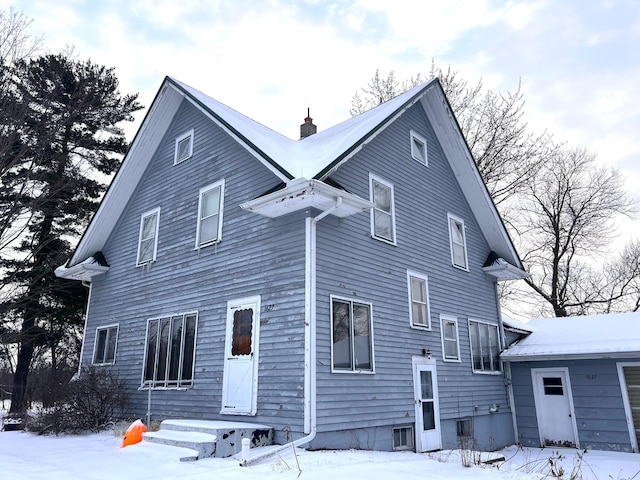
[4,0,640,241]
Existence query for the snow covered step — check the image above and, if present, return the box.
[142,429,216,461]
[146,419,274,459]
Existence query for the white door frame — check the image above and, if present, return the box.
[616,362,640,453]
[412,356,441,452]
[531,367,579,448]
[221,295,261,415]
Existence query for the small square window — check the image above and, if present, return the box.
[93,325,118,365]
[174,129,194,164]
[410,130,427,165]
[393,426,415,451]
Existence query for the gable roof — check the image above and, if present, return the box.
[501,312,640,361]
[61,76,524,276]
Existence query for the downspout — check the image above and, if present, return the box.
[495,283,519,445]
[241,197,343,467]
[76,281,93,376]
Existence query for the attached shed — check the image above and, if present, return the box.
[502,312,640,453]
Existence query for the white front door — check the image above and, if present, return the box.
[221,296,260,415]
[413,359,441,452]
[532,368,578,447]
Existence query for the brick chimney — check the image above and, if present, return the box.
[300,108,317,139]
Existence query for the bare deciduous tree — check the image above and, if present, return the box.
[509,147,637,317]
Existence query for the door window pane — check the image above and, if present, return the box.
[422,401,435,431]
[420,371,433,399]
[232,308,253,356]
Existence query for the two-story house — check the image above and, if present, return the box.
[56,76,527,455]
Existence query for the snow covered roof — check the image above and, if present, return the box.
[60,76,523,274]
[501,312,640,361]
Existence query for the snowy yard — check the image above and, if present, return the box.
[0,427,638,480]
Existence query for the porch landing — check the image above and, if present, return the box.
[142,419,273,461]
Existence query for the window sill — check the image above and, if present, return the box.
[330,369,375,375]
[371,235,397,246]
[194,240,221,250]
[452,263,469,272]
[471,370,502,375]
[410,324,432,332]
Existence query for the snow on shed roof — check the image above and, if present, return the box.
[501,312,640,361]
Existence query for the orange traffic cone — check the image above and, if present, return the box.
[121,419,147,447]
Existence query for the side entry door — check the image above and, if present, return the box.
[413,360,442,452]
[221,296,260,415]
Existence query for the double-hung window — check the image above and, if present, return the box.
[448,214,468,270]
[137,208,160,266]
[407,271,430,329]
[143,312,198,388]
[440,315,460,362]
[468,320,501,373]
[196,180,225,247]
[331,296,374,372]
[410,130,427,165]
[93,325,118,365]
[174,129,194,165]
[369,174,396,244]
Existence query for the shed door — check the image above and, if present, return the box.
[221,296,260,415]
[532,368,578,447]
[619,365,640,452]
[412,361,441,452]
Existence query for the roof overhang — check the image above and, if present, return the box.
[240,178,373,218]
[55,255,110,282]
[483,261,529,281]
[501,351,640,362]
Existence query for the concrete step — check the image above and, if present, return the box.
[144,419,274,459]
[142,430,216,461]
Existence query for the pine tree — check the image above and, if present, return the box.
[0,54,142,415]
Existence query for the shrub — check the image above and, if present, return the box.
[26,366,129,435]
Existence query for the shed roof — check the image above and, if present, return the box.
[501,312,640,361]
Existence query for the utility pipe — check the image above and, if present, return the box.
[240,197,343,466]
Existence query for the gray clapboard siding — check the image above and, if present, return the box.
[510,359,634,451]
[83,99,306,436]
[312,103,509,438]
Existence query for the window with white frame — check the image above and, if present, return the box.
[440,315,460,361]
[448,214,468,270]
[93,325,118,365]
[370,174,396,243]
[174,129,194,165]
[410,130,427,165]
[468,320,501,373]
[407,271,430,329]
[331,296,374,372]
[196,180,225,247]
[393,426,415,451]
[136,208,160,266]
[143,312,198,388]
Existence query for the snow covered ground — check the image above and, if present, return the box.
[0,428,638,480]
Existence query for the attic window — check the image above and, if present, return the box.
[174,129,194,164]
[410,130,427,165]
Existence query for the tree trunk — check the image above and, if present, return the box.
[8,320,34,415]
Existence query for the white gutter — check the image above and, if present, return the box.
[240,197,343,467]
